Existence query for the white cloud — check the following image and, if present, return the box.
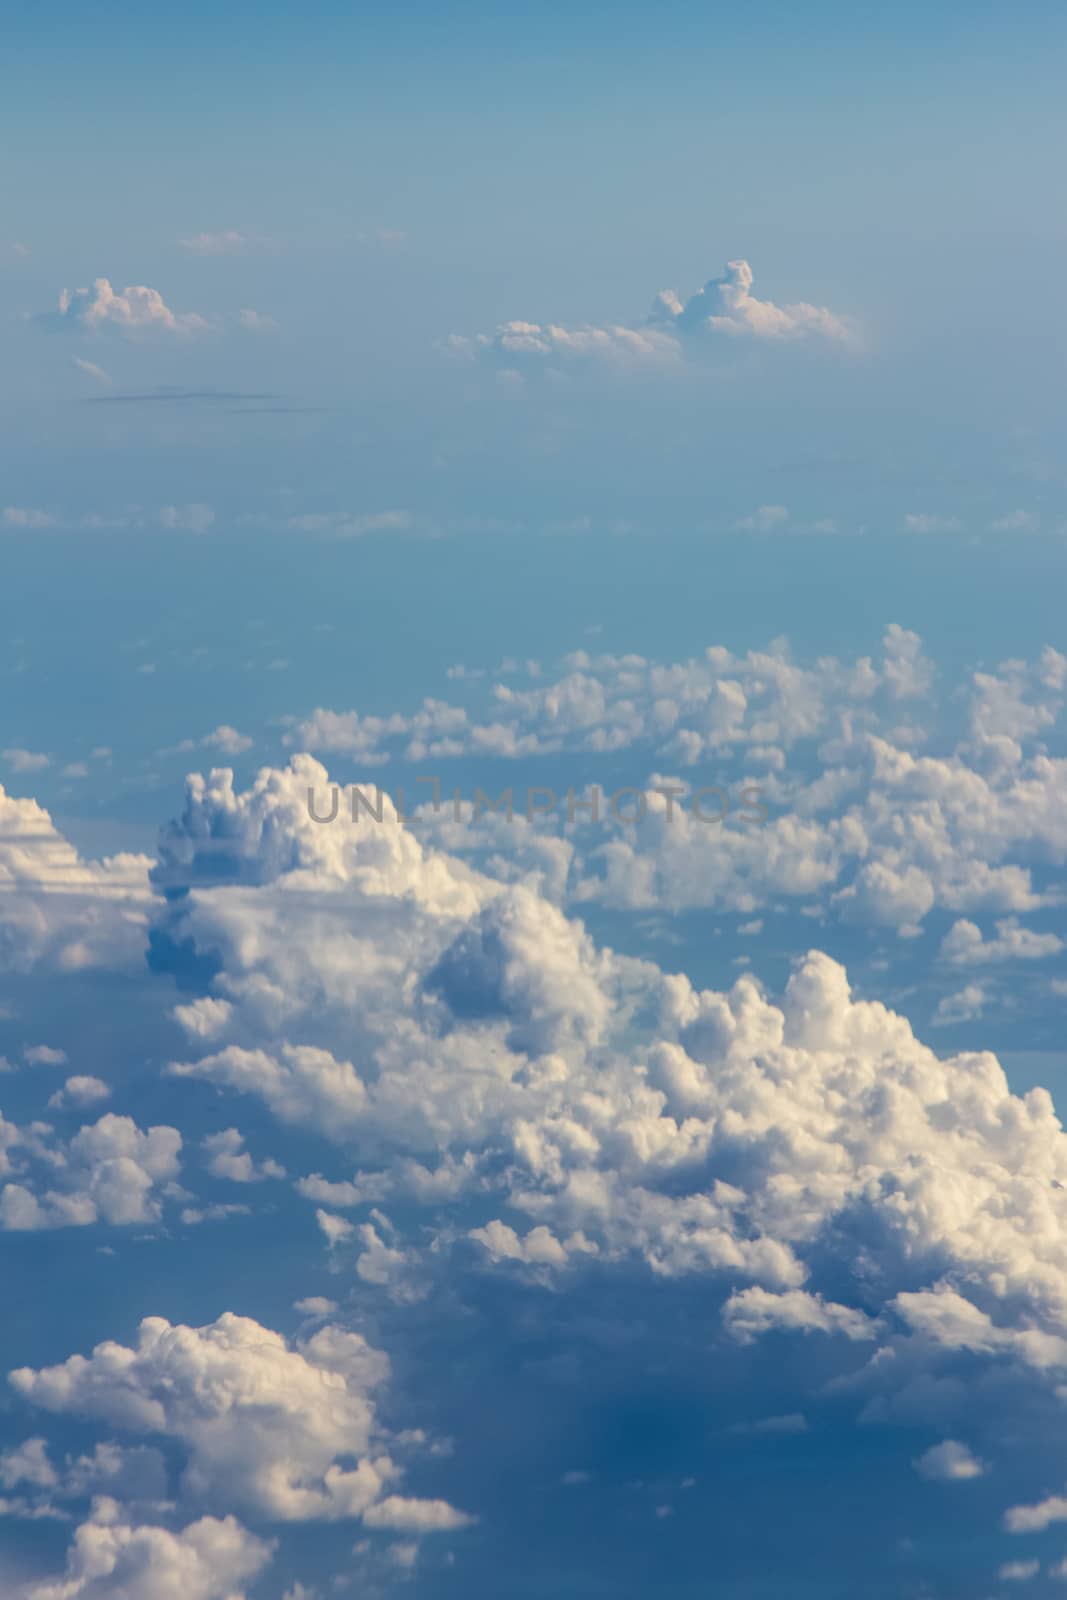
[179,230,247,255]
[913,1439,986,1481]
[990,510,1039,533]
[72,355,112,385]
[1006,1496,1067,1534]
[11,1312,470,1529]
[940,917,1063,965]
[2,509,58,530]
[26,1498,274,1600]
[734,504,789,533]
[453,259,853,369]
[903,513,963,534]
[3,748,50,772]
[45,278,210,336]
[0,783,151,973]
[157,504,215,534]
[46,1076,111,1111]
[201,1128,284,1183]
[649,259,853,342]
[723,1288,878,1345]
[999,1559,1041,1581]
[933,983,988,1026]
[0,1111,181,1230]
[149,755,1067,1382]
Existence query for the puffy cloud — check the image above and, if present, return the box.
[999,1559,1041,1581]
[42,279,209,336]
[913,1439,987,1480]
[933,983,988,1026]
[46,1076,111,1111]
[11,1312,469,1529]
[451,259,852,369]
[648,259,853,342]
[3,748,50,772]
[722,1288,879,1345]
[362,1496,475,1533]
[0,1111,181,1230]
[201,1128,284,1183]
[25,1498,273,1600]
[0,784,151,972]
[940,917,1063,966]
[152,757,1067,1385]
[1005,1494,1067,1533]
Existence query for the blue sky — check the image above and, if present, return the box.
[3,4,1067,1598]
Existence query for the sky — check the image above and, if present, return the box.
[3,3,1067,1597]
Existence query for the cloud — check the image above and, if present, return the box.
[648,259,853,342]
[734,504,789,533]
[153,755,1067,1371]
[999,1559,1040,1581]
[40,278,210,336]
[933,983,988,1026]
[0,783,152,973]
[940,917,1063,965]
[722,1288,878,1345]
[913,1439,987,1480]
[236,308,277,332]
[157,504,215,534]
[452,259,853,369]
[3,748,50,772]
[201,1128,284,1183]
[0,1111,181,1230]
[72,356,111,386]
[903,513,964,534]
[2,509,57,530]
[178,230,248,255]
[25,1498,274,1600]
[46,1075,111,1111]
[1005,1494,1067,1533]
[11,1312,470,1528]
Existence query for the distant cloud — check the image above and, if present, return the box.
[39,277,209,336]
[990,510,1038,533]
[3,748,50,773]
[158,503,216,533]
[913,1440,986,1481]
[2,507,56,529]
[179,229,248,255]
[452,259,854,371]
[237,308,278,332]
[649,259,853,343]
[735,504,789,533]
[903,512,963,534]
[72,355,111,385]
[285,509,415,538]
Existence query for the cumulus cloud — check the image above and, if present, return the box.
[940,917,1063,966]
[11,1312,469,1529]
[201,1128,284,1183]
[150,756,1067,1392]
[46,1076,111,1111]
[0,784,151,972]
[40,279,210,336]
[25,1498,274,1600]
[451,259,853,370]
[0,1111,181,1230]
[648,258,853,342]
[913,1439,987,1480]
